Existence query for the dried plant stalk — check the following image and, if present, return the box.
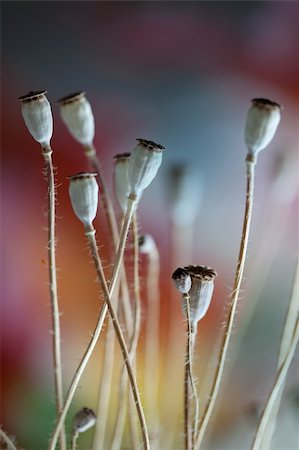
[91,283,121,450]
[184,294,192,450]
[184,294,200,450]
[43,148,66,450]
[254,260,299,450]
[49,197,139,450]
[144,243,160,446]
[85,226,149,450]
[251,316,299,450]
[71,431,79,450]
[195,158,256,449]
[127,212,143,448]
[86,149,134,450]
[0,428,17,450]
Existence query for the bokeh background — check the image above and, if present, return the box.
[1,1,298,449]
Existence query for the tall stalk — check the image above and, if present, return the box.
[85,226,150,450]
[251,317,299,450]
[48,195,148,450]
[43,148,66,450]
[144,242,160,447]
[195,158,255,449]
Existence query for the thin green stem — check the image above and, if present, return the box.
[43,148,66,450]
[195,159,256,449]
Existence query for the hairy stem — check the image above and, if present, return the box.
[195,158,256,449]
[184,294,192,450]
[91,285,120,450]
[43,148,66,450]
[49,196,140,450]
[86,226,150,450]
[86,147,134,450]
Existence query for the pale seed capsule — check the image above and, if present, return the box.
[72,407,96,433]
[68,172,98,228]
[138,234,156,255]
[19,90,53,150]
[113,153,131,213]
[245,98,281,161]
[128,139,165,198]
[172,267,192,295]
[183,265,217,327]
[59,91,95,147]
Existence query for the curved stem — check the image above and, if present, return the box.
[251,317,299,450]
[49,196,139,450]
[86,227,150,450]
[43,149,66,450]
[91,284,120,450]
[126,212,143,448]
[254,260,299,450]
[86,148,134,450]
[49,302,108,450]
[195,159,256,449]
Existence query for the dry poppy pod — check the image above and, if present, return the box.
[128,139,165,198]
[59,91,95,146]
[183,265,217,326]
[245,98,281,161]
[72,407,96,433]
[68,172,98,228]
[139,234,156,255]
[172,267,192,295]
[113,153,131,212]
[19,90,53,149]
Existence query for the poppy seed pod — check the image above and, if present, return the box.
[72,407,96,433]
[68,172,98,228]
[183,265,217,327]
[128,139,165,198]
[245,98,281,160]
[172,267,192,295]
[59,91,95,146]
[19,90,53,150]
[113,153,131,212]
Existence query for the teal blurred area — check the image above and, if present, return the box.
[1,1,298,449]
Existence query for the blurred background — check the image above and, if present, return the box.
[1,1,298,449]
